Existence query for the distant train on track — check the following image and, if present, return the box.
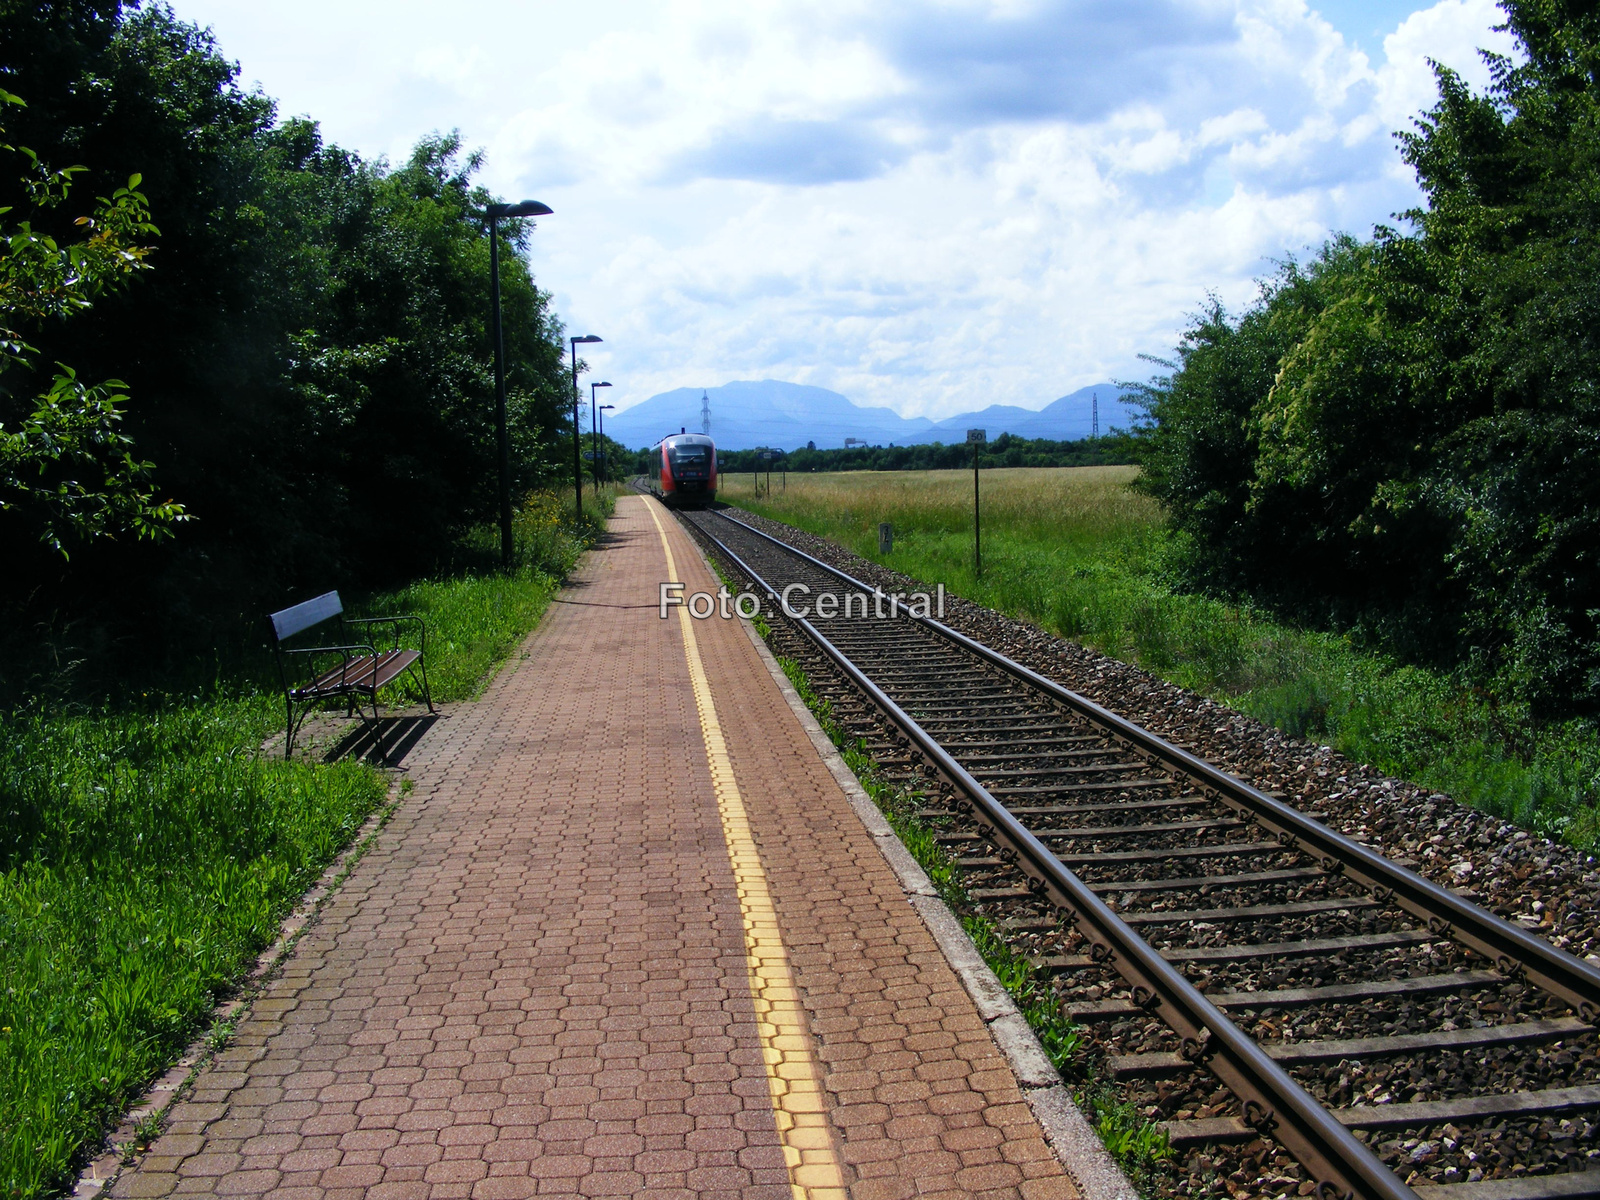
[653,431,718,508]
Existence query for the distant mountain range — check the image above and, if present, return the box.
[604,380,1140,451]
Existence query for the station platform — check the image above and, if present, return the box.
[109,495,1089,1200]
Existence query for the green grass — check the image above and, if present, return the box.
[358,571,559,704]
[742,468,1600,849]
[361,488,616,703]
[0,486,615,1198]
[0,701,386,1197]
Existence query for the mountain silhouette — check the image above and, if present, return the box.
[605,380,1137,451]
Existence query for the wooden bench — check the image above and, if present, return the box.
[269,590,434,759]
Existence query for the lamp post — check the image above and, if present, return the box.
[598,403,615,481]
[569,334,602,517]
[589,381,612,487]
[486,199,553,567]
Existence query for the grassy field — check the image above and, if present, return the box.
[0,487,613,1199]
[739,468,1600,848]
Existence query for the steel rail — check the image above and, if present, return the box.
[704,509,1600,1020]
[688,514,1415,1200]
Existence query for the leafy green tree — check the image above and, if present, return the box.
[0,89,183,555]
[1128,256,1346,604]
[1394,0,1600,714]
[1134,0,1600,717]
[0,3,573,684]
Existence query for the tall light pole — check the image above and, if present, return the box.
[590,380,612,487]
[486,198,553,567]
[569,334,602,517]
[598,403,615,482]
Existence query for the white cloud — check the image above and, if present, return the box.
[410,45,491,97]
[171,0,1515,421]
[1374,0,1513,129]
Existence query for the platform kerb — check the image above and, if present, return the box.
[108,494,1080,1200]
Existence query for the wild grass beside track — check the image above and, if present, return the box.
[738,468,1600,849]
[0,486,614,1199]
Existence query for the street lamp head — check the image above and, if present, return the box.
[600,404,615,411]
[595,381,612,388]
[571,334,603,345]
[487,199,553,218]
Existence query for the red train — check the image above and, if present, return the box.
[655,432,718,507]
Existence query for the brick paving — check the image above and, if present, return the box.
[110,495,1080,1200]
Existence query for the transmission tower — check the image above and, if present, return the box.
[700,391,711,436]
[1091,392,1099,440]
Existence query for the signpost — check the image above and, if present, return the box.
[968,429,985,578]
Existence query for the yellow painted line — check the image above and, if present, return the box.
[644,497,848,1200]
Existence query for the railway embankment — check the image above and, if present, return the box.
[735,470,1600,862]
[726,502,1600,958]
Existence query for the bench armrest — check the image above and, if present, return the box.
[282,643,379,659]
[345,615,426,654]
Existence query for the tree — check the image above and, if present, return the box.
[1132,0,1600,717]
[0,88,183,555]
[0,3,573,681]
[1393,0,1600,714]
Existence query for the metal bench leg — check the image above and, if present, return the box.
[413,657,435,714]
[285,698,312,761]
[372,691,398,764]
[362,690,391,765]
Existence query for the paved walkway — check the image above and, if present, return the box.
[112,495,1080,1200]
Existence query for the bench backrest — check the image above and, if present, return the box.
[270,591,343,642]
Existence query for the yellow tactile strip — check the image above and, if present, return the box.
[646,499,849,1200]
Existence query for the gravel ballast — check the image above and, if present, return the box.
[723,506,1600,960]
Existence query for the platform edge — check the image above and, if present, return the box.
[728,601,1140,1200]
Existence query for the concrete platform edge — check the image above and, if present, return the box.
[725,596,1140,1200]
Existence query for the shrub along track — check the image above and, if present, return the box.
[674,502,1600,1200]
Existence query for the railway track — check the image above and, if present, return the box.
[674,502,1600,1200]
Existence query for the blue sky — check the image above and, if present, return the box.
[167,0,1514,419]
[1327,0,1457,51]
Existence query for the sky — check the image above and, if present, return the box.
[167,0,1516,420]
